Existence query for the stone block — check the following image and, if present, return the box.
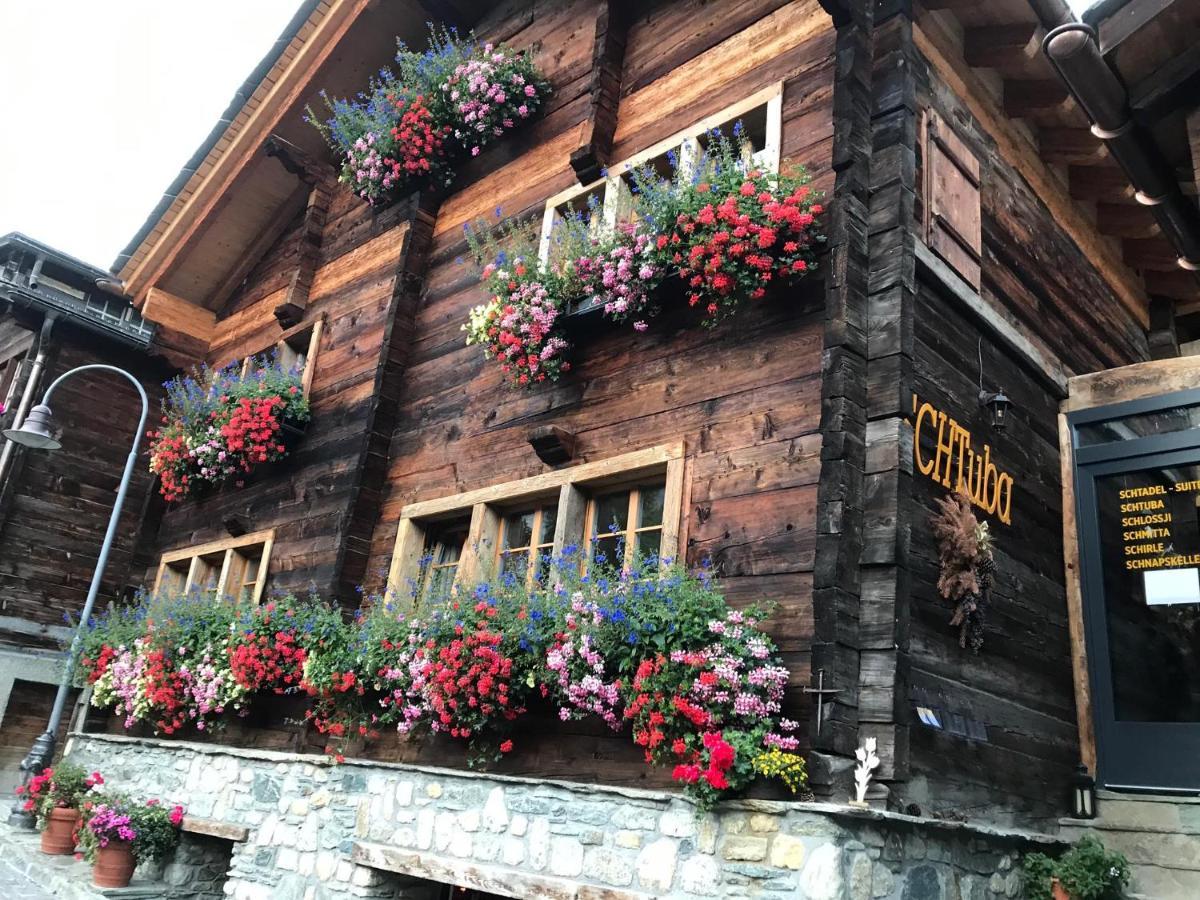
[482,787,508,832]
[873,863,895,898]
[501,837,525,866]
[528,817,551,870]
[749,814,780,834]
[584,847,634,887]
[722,836,769,862]
[615,830,642,850]
[458,810,480,833]
[548,836,584,877]
[395,781,414,808]
[660,806,698,838]
[800,844,843,900]
[849,851,872,900]
[637,837,678,893]
[510,814,528,837]
[768,834,806,870]
[680,854,721,896]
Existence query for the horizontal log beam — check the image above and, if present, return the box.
[1144,269,1200,302]
[1096,202,1161,238]
[1124,236,1185,270]
[964,24,1042,73]
[1003,79,1071,119]
[1068,165,1137,202]
[1038,127,1106,165]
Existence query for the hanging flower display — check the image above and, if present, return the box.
[308,26,549,203]
[930,487,997,653]
[460,129,824,387]
[146,358,310,502]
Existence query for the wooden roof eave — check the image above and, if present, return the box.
[119,0,373,310]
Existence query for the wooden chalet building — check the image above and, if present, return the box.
[0,233,165,793]
[4,0,1200,896]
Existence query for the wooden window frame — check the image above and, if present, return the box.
[239,315,324,400]
[538,84,784,267]
[387,444,686,609]
[584,481,666,572]
[495,502,558,588]
[154,528,276,604]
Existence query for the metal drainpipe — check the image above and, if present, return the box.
[0,312,56,486]
[1042,23,1200,271]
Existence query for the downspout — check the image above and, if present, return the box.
[1041,22,1200,272]
[0,312,57,487]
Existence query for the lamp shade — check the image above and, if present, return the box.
[2,404,61,450]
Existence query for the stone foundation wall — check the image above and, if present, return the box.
[159,833,235,900]
[64,733,1061,900]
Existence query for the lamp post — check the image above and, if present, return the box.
[2,365,147,827]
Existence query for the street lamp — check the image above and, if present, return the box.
[3,365,147,827]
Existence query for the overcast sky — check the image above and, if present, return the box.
[0,1,1099,274]
[0,1,302,273]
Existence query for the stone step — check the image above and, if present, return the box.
[1059,823,1200,872]
[1127,863,1200,899]
[0,822,169,900]
[1087,791,1200,833]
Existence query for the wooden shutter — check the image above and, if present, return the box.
[922,111,982,288]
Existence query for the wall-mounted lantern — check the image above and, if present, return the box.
[1071,763,1097,819]
[978,389,1011,431]
[976,337,1012,431]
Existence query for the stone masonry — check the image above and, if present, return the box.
[63,733,1062,900]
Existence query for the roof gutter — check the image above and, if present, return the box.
[1041,22,1200,274]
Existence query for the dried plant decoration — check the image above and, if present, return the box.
[931,487,996,653]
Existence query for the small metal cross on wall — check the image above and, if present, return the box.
[803,668,840,734]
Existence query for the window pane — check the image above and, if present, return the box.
[591,534,624,566]
[500,550,529,580]
[428,565,457,598]
[503,511,536,550]
[638,485,665,528]
[594,492,630,537]
[539,506,558,545]
[636,529,662,561]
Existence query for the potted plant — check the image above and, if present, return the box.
[15,762,104,855]
[1022,836,1131,900]
[79,796,185,888]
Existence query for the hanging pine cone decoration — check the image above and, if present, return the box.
[931,489,997,655]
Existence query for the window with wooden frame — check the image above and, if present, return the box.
[586,481,666,570]
[387,444,685,609]
[240,316,324,400]
[154,529,275,604]
[421,516,471,602]
[921,110,982,289]
[538,84,784,267]
[496,502,558,586]
[0,331,33,420]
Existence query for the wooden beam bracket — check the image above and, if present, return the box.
[276,183,332,328]
[569,0,632,185]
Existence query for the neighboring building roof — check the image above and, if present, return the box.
[111,0,324,278]
[0,232,154,348]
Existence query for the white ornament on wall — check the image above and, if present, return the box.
[850,737,880,807]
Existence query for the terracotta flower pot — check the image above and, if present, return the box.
[92,840,136,889]
[1051,877,1071,900]
[39,807,80,855]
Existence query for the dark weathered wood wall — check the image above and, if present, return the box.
[894,41,1151,826]
[354,0,838,785]
[140,193,426,604]
[0,323,165,648]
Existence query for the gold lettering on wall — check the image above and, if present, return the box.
[912,395,1014,525]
